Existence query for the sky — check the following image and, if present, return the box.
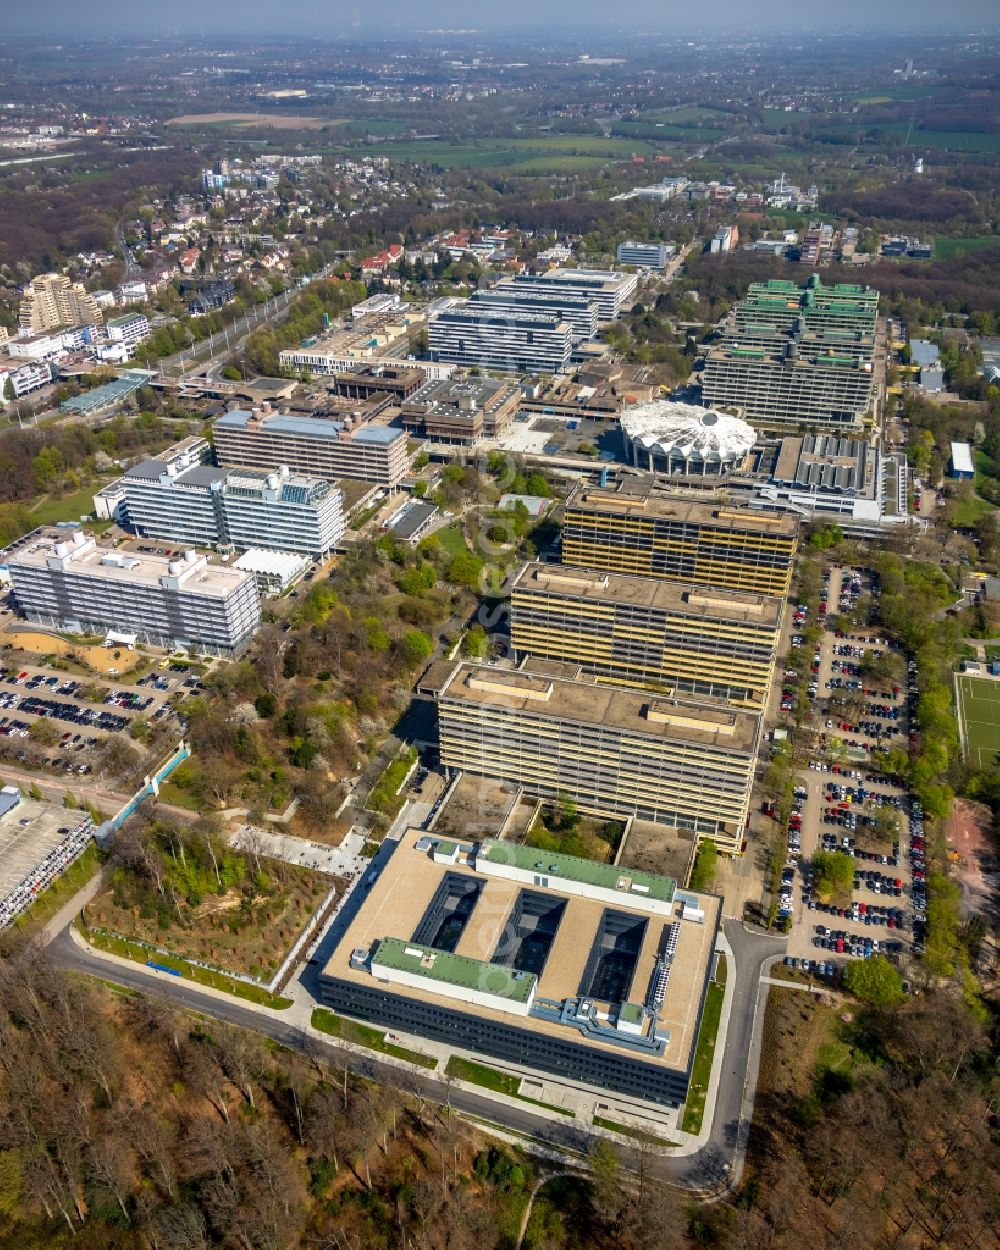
[5,0,1000,37]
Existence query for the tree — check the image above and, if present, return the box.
[446,550,483,590]
[812,850,854,901]
[398,630,433,668]
[842,955,904,1007]
[462,623,490,658]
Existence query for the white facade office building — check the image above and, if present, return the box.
[472,286,599,345]
[121,461,345,559]
[8,532,261,658]
[509,268,638,324]
[428,304,573,375]
[616,241,675,270]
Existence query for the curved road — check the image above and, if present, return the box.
[48,912,784,1189]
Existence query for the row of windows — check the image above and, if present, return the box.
[320,979,689,1106]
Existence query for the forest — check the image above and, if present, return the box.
[0,924,995,1249]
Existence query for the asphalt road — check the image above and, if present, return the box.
[48,909,785,1189]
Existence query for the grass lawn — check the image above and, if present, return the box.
[592,1116,677,1148]
[951,493,991,527]
[311,1007,437,1068]
[12,843,102,932]
[80,921,293,1009]
[445,1056,574,1115]
[934,236,1000,261]
[352,135,659,172]
[681,953,727,1135]
[428,523,473,560]
[29,480,111,527]
[366,746,417,819]
[955,672,1000,770]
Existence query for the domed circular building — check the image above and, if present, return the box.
[620,400,756,477]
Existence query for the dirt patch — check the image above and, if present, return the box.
[165,112,337,130]
[3,627,145,674]
[946,797,1000,922]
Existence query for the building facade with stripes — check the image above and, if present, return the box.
[510,562,781,709]
[434,659,760,853]
[561,483,798,598]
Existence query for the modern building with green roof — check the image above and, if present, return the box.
[322,826,721,1108]
[701,273,880,432]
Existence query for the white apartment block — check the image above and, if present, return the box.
[616,241,675,270]
[8,532,261,658]
[116,280,148,305]
[428,304,573,375]
[507,268,638,323]
[1,362,52,401]
[476,285,599,345]
[121,461,345,558]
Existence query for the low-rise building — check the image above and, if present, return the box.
[233,548,309,595]
[950,442,975,480]
[748,433,909,532]
[616,241,675,270]
[400,376,521,444]
[7,531,261,657]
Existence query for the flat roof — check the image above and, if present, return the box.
[216,409,405,446]
[324,826,720,1074]
[8,533,253,600]
[566,484,799,537]
[513,562,782,626]
[479,837,676,903]
[233,548,308,577]
[439,658,760,752]
[374,936,537,1004]
[951,442,975,474]
[0,796,92,904]
[390,501,437,540]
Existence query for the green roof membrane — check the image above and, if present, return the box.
[372,937,537,1003]
[478,838,676,904]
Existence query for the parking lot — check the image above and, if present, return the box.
[0,660,182,736]
[777,564,925,970]
[0,795,95,927]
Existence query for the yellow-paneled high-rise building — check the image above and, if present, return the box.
[510,562,781,709]
[561,482,798,597]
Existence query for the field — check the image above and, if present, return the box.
[165,112,342,130]
[934,236,1000,261]
[27,479,112,527]
[954,672,1000,770]
[345,134,659,173]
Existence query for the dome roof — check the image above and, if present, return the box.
[620,400,756,464]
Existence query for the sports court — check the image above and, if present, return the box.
[954,673,1000,770]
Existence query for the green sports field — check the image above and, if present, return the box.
[954,673,1000,770]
